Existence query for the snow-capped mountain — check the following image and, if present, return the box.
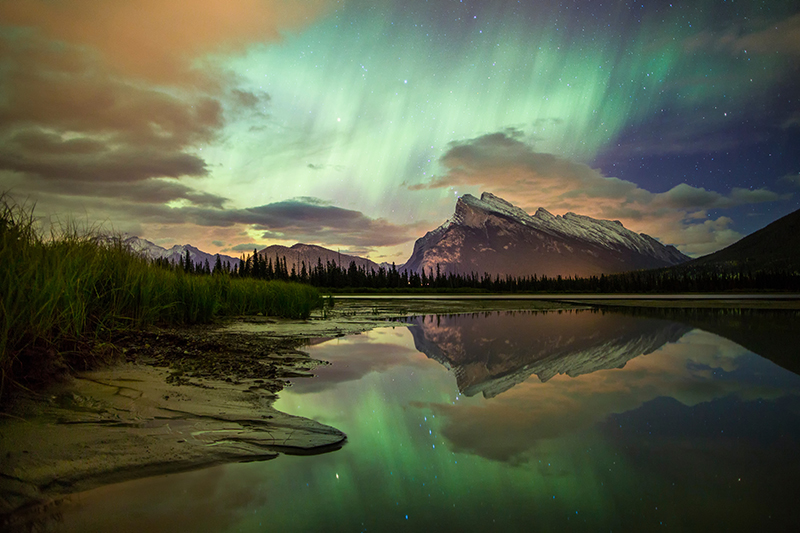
[117,236,239,271]
[403,192,689,277]
[114,237,382,274]
[405,311,691,398]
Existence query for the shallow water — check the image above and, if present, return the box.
[48,309,800,532]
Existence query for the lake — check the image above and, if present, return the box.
[48,307,800,532]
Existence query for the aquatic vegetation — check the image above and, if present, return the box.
[0,195,321,399]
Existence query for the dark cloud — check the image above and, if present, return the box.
[230,89,265,109]
[23,196,424,249]
[229,243,262,253]
[0,139,208,183]
[226,89,271,120]
[306,163,345,172]
[246,199,423,247]
[3,174,227,208]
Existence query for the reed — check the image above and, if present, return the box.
[0,195,321,399]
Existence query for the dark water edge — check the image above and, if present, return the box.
[592,306,800,375]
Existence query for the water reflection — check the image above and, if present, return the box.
[604,307,800,375]
[404,310,691,398]
[397,310,799,464]
[42,308,800,532]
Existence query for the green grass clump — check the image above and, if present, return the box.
[0,195,321,400]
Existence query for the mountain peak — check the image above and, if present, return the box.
[403,191,689,277]
[535,207,555,220]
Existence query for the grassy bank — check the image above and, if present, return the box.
[0,196,321,400]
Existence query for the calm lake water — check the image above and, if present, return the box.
[52,308,800,532]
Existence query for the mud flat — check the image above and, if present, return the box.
[1,298,577,526]
[0,297,584,527]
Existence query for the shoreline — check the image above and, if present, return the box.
[1,299,577,525]
[2,296,796,526]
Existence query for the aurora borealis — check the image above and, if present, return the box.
[1,0,798,261]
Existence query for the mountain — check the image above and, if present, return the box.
[118,236,239,271]
[684,207,800,272]
[405,310,690,398]
[117,237,382,274]
[258,243,380,274]
[404,192,689,277]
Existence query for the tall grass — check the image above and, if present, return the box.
[0,195,321,399]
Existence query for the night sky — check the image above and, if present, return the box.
[1,0,798,262]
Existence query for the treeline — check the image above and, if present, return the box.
[171,250,800,293]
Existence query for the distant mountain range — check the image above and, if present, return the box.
[404,192,689,277]
[118,236,239,271]
[257,244,379,273]
[117,237,379,273]
[120,194,800,278]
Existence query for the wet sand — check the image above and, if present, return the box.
[0,298,576,525]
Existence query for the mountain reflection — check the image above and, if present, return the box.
[600,307,800,375]
[404,310,691,398]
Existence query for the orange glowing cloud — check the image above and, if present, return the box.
[0,0,330,83]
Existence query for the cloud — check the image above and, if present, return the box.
[411,132,786,255]
[229,243,263,253]
[0,30,220,203]
[15,195,425,250]
[2,170,228,209]
[780,173,800,188]
[682,13,800,57]
[0,0,331,84]
[654,183,783,211]
[307,163,345,172]
[0,1,330,213]
[724,13,800,56]
[246,198,425,247]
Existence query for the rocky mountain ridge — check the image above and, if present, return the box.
[404,192,689,277]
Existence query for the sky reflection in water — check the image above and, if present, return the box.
[57,310,800,532]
